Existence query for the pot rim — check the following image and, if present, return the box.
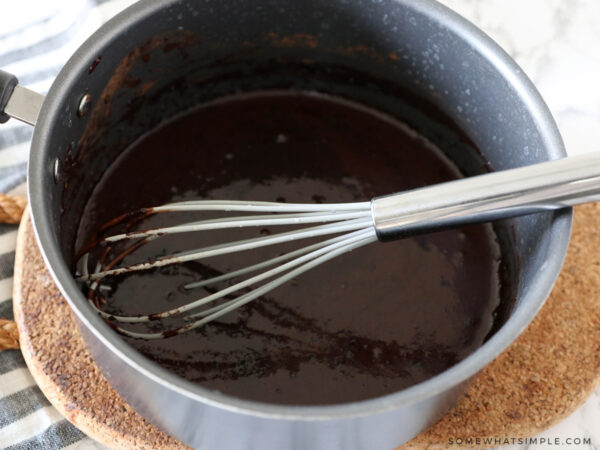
[28,0,571,421]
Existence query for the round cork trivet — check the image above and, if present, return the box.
[12,205,600,449]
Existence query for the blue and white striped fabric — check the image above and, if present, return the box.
[0,1,135,448]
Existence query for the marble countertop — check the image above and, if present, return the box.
[438,1,600,449]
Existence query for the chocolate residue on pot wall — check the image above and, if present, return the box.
[88,56,102,74]
[77,31,201,153]
[76,91,511,405]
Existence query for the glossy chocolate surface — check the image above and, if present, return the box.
[76,91,505,405]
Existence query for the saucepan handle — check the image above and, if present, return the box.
[0,69,45,126]
[0,70,18,124]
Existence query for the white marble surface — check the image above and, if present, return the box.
[441,0,600,159]
[439,1,600,449]
[29,1,600,449]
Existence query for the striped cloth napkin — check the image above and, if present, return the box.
[0,1,135,448]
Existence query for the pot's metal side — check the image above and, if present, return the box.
[28,0,570,448]
[77,315,471,448]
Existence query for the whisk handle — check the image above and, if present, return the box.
[371,152,600,241]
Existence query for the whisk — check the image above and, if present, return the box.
[77,152,600,339]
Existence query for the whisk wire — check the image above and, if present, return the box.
[150,199,371,213]
[105,210,370,242]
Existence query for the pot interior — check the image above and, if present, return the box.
[38,0,565,408]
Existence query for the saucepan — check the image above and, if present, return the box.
[0,0,570,448]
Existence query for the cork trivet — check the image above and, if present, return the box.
[12,205,600,449]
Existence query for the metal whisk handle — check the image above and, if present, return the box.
[371,152,600,241]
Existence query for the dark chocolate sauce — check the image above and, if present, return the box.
[76,91,504,405]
